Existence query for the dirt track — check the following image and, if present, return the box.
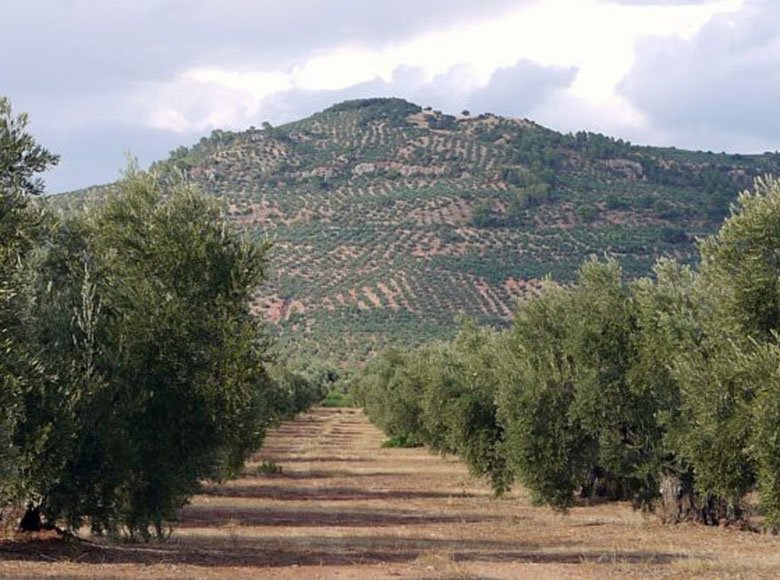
[2,407,780,578]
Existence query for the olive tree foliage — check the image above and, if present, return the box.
[630,256,757,523]
[13,168,276,538]
[629,259,702,521]
[413,324,512,494]
[265,361,333,420]
[496,276,599,509]
[356,348,425,447]
[355,324,512,494]
[669,340,757,519]
[747,341,780,526]
[0,97,58,199]
[0,96,58,498]
[671,175,780,526]
[498,260,674,509]
[563,260,651,502]
[502,177,780,522]
[698,175,780,342]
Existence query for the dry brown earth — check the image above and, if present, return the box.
[2,408,780,579]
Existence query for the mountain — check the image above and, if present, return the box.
[54,98,780,363]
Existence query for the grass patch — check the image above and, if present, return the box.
[320,389,354,408]
[255,460,283,475]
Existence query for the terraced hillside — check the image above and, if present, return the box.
[54,98,780,363]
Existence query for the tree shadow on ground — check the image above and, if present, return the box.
[0,532,695,569]
[176,505,494,528]
[238,469,410,480]
[277,456,376,463]
[200,484,482,501]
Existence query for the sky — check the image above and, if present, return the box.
[3,0,779,193]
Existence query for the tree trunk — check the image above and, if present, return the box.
[659,473,698,523]
[18,504,41,532]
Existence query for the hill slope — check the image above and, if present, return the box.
[55,98,780,363]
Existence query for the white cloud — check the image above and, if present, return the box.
[136,0,741,136]
[184,68,292,97]
[290,46,398,91]
[148,108,192,133]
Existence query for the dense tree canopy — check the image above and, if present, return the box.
[0,97,59,503]
[17,169,276,536]
[2,167,282,537]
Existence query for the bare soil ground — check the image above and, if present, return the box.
[2,407,780,579]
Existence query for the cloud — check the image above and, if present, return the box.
[191,60,577,129]
[3,0,529,191]
[609,1,718,5]
[466,61,578,117]
[34,56,576,192]
[1,0,527,95]
[619,0,780,151]
[527,91,650,142]
[256,77,403,125]
[5,1,533,136]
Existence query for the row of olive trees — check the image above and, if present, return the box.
[355,175,780,529]
[352,322,513,495]
[0,98,323,538]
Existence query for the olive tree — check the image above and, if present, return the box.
[499,259,674,509]
[497,279,597,508]
[0,96,58,504]
[14,168,275,537]
[698,175,780,342]
[419,325,513,494]
[671,176,780,526]
[356,348,425,446]
[748,342,780,526]
[629,259,701,521]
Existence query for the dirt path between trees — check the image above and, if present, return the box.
[2,407,780,578]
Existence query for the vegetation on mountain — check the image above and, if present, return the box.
[55,98,780,362]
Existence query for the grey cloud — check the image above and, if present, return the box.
[256,70,433,126]
[259,82,395,125]
[258,60,577,125]
[466,61,578,118]
[2,0,528,95]
[619,0,780,150]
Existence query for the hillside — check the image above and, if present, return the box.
[53,98,780,363]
